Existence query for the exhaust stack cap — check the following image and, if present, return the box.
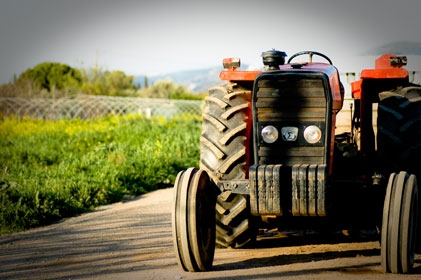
[262,49,287,70]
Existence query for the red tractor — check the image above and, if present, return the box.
[172,50,421,273]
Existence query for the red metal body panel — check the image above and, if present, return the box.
[361,68,408,79]
[351,54,409,98]
[219,69,261,81]
[351,54,409,165]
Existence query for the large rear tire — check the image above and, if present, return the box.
[215,191,256,248]
[377,85,421,177]
[200,83,256,248]
[200,83,251,181]
[381,171,418,273]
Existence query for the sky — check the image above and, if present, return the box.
[1,0,421,85]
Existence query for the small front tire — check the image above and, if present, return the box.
[381,171,419,273]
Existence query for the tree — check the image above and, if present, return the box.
[141,80,186,98]
[137,80,204,100]
[81,69,136,96]
[18,62,82,92]
[106,70,136,96]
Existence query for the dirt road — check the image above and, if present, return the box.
[1,187,420,279]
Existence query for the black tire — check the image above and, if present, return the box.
[215,191,256,248]
[200,83,256,248]
[381,173,395,272]
[172,168,196,271]
[172,168,218,272]
[400,175,418,272]
[200,83,250,181]
[381,172,418,274]
[377,85,421,177]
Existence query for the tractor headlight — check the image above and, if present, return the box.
[303,125,322,144]
[261,125,279,143]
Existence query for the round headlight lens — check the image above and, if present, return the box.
[303,125,322,144]
[261,125,279,143]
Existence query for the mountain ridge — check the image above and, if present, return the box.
[134,66,226,93]
[362,41,421,56]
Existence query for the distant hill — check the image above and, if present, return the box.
[134,66,227,93]
[363,41,421,55]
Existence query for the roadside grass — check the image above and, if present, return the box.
[0,114,201,234]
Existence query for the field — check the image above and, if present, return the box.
[0,114,201,234]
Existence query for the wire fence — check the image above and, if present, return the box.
[0,95,204,120]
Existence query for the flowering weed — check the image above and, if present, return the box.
[0,114,201,234]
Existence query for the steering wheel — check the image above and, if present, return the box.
[287,51,333,65]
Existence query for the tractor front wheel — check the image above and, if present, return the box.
[172,168,218,272]
[381,171,419,273]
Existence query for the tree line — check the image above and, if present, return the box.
[0,62,205,100]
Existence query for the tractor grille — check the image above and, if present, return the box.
[254,74,328,166]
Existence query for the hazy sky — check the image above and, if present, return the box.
[1,0,421,84]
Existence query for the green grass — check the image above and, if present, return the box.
[0,114,201,234]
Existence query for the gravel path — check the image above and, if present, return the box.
[1,187,420,279]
